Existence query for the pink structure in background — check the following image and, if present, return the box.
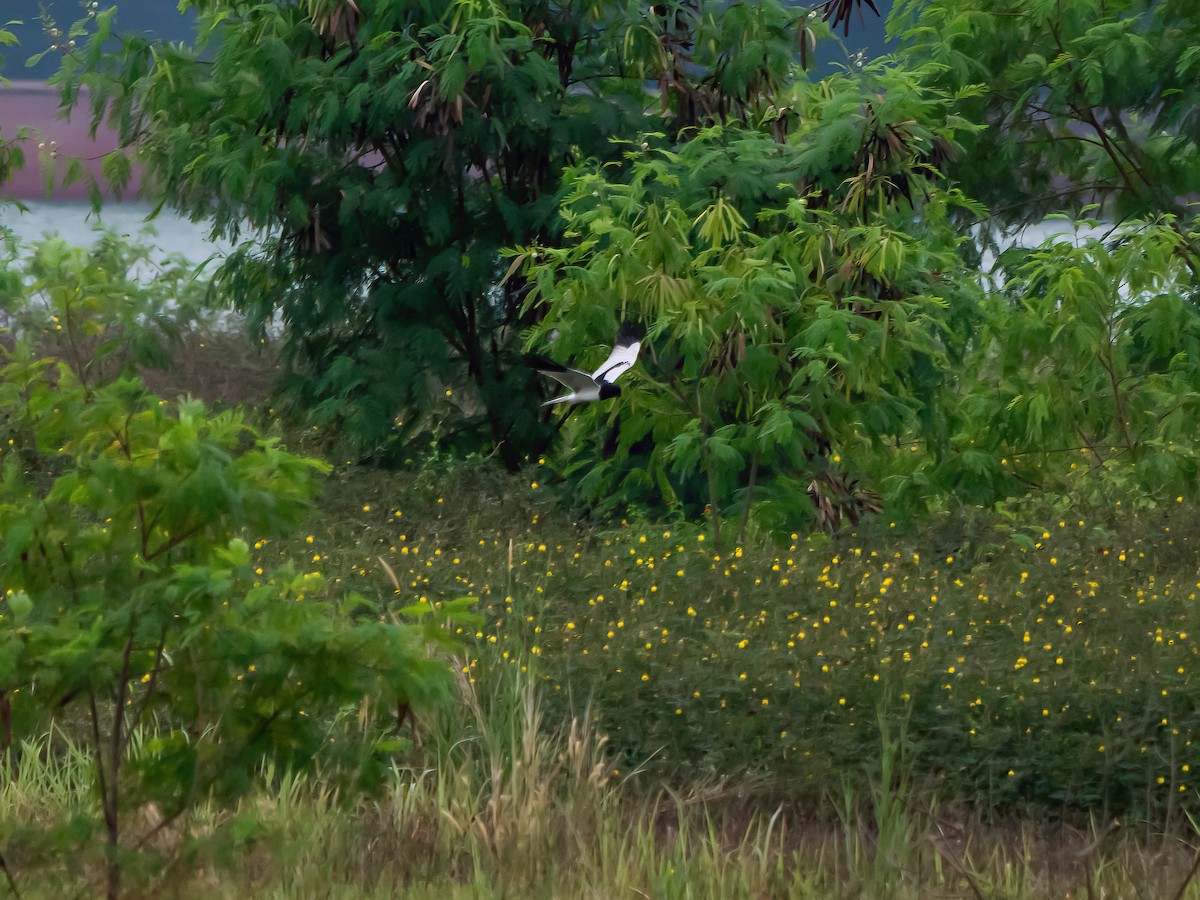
[1,81,140,201]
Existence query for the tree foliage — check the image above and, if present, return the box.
[522,62,984,536]
[893,0,1200,236]
[886,0,1200,514]
[33,0,1200,534]
[0,244,467,898]
[0,22,27,206]
[0,231,211,387]
[942,219,1200,512]
[57,0,824,468]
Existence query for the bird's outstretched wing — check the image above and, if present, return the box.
[525,353,598,393]
[591,321,645,385]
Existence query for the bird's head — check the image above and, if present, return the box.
[599,381,621,401]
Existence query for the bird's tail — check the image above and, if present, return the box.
[615,320,645,346]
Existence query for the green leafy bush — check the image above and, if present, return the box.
[52,0,821,466]
[947,220,1200,509]
[0,23,27,197]
[0,231,211,384]
[0,244,470,895]
[522,64,984,537]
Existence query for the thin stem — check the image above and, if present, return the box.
[1097,321,1133,448]
[737,448,760,546]
[702,439,723,549]
[129,625,170,733]
[0,691,10,755]
[1172,847,1200,900]
[88,689,119,900]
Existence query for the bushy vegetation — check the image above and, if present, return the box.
[39,0,1200,537]
[0,233,471,897]
[4,0,1200,894]
[276,461,1200,825]
[8,669,1200,899]
[0,23,26,189]
[1,225,1199,890]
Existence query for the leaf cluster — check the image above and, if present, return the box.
[0,229,214,391]
[0,22,28,207]
[893,0,1200,230]
[939,219,1200,511]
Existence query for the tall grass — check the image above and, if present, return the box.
[6,669,1200,897]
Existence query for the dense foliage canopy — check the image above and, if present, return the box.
[38,0,1200,535]
[58,0,826,471]
[894,0,1200,228]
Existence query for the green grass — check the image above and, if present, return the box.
[7,672,1200,898]
[271,461,1200,823]
[9,460,1200,895]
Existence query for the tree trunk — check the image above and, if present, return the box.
[737,449,760,546]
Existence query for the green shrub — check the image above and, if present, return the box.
[0,263,470,896]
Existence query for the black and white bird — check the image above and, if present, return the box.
[528,321,645,406]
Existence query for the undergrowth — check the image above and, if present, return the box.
[6,670,1200,898]
[8,435,1200,895]
[268,462,1200,828]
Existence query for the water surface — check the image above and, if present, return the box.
[5,200,228,266]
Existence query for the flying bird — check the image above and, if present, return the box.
[528,321,645,406]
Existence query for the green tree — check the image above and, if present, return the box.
[0,354,467,897]
[942,219,1200,511]
[0,22,27,208]
[0,231,212,389]
[522,62,984,537]
[0,248,469,897]
[890,0,1200,510]
[57,0,816,468]
[893,0,1200,240]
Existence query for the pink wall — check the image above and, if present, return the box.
[1,81,141,201]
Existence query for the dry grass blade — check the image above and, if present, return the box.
[309,0,361,45]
